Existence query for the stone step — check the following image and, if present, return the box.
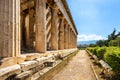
[0,55,26,68]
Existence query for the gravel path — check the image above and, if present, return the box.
[51,50,96,80]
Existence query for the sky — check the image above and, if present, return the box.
[67,0,120,41]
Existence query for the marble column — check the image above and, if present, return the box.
[69,28,71,49]
[73,33,76,48]
[25,14,30,49]
[51,8,58,50]
[66,25,69,49]
[73,33,75,48]
[73,33,77,48]
[58,18,64,50]
[68,26,71,49]
[64,23,68,49]
[0,0,20,57]
[29,9,35,49]
[71,31,74,48]
[35,0,46,53]
[75,35,77,48]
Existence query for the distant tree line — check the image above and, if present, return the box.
[78,44,88,50]
[89,28,120,47]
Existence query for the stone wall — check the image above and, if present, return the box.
[0,49,78,80]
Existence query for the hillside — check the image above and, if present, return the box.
[77,40,97,45]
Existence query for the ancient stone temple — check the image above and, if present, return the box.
[0,0,78,80]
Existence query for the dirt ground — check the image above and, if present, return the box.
[51,50,96,80]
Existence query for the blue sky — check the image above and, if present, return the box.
[67,0,120,41]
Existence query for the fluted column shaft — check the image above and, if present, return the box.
[29,9,35,49]
[66,25,69,49]
[68,27,71,49]
[75,35,77,48]
[64,24,68,49]
[35,0,46,53]
[51,8,58,50]
[58,18,64,50]
[71,31,74,48]
[0,0,20,57]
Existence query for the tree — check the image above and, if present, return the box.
[89,44,97,47]
[96,40,104,47]
[104,40,109,47]
[109,37,120,47]
[108,28,120,41]
[88,28,120,47]
[108,28,116,41]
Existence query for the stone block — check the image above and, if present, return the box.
[35,57,46,65]
[17,55,26,64]
[15,64,45,80]
[24,53,40,61]
[0,64,21,80]
[44,55,55,62]
[15,70,32,80]
[0,57,17,68]
[20,60,38,71]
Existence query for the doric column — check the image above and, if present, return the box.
[58,18,64,50]
[66,24,69,49]
[71,31,74,48]
[35,0,46,53]
[68,26,71,49]
[0,0,20,57]
[73,33,75,48]
[64,22,68,49]
[75,35,77,48]
[73,33,76,48]
[71,29,73,48]
[29,9,35,49]
[69,28,71,49]
[21,13,26,50]
[25,14,30,49]
[73,33,77,48]
[51,8,59,50]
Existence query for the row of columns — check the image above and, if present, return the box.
[50,8,77,50]
[0,0,77,58]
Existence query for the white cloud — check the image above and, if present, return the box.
[77,34,104,41]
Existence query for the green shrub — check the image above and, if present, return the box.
[96,47,106,59]
[104,47,120,71]
[87,47,94,53]
[92,47,99,55]
[88,46,120,71]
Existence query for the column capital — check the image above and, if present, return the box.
[47,0,58,10]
